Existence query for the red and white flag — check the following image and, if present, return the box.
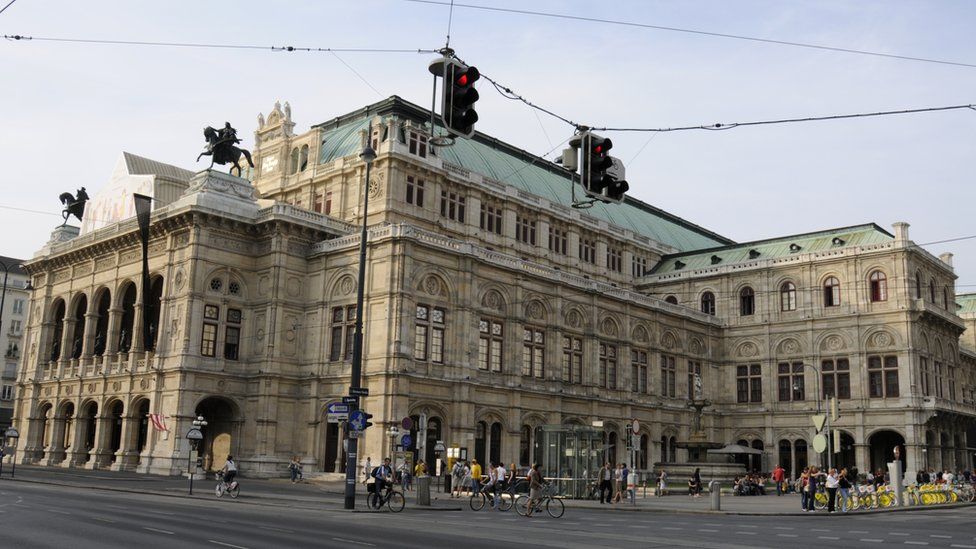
[148,413,169,432]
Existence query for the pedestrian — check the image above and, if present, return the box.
[799,467,810,511]
[525,463,543,518]
[362,456,373,485]
[806,466,821,512]
[494,462,508,510]
[470,459,482,496]
[772,464,785,496]
[691,467,702,498]
[451,459,465,498]
[657,468,668,497]
[397,459,410,491]
[838,468,852,513]
[620,463,631,504]
[612,463,624,503]
[598,462,613,503]
[289,455,303,483]
[825,468,839,513]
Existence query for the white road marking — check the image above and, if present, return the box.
[811,528,830,532]
[949,545,976,549]
[773,527,795,530]
[850,530,870,534]
[931,535,953,539]
[818,537,840,541]
[208,542,249,549]
[331,538,376,547]
[143,527,175,535]
[736,532,757,536]
[258,526,294,533]
[661,527,682,531]
[777,534,799,538]
[891,533,911,536]
[738,525,758,529]
[698,529,718,533]
[94,517,115,523]
[860,540,884,543]
[903,542,929,546]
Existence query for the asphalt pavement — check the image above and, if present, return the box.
[2,478,976,549]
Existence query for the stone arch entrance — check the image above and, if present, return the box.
[869,430,906,473]
[195,397,240,472]
[107,400,124,464]
[77,401,98,465]
[835,431,856,471]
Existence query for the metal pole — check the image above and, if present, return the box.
[188,444,194,495]
[344,129,375,510]
[0,261,10,347]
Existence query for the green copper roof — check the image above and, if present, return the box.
[314,97,731,252]
[650,223,894,274]
[958,293,976,315]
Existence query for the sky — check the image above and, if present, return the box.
[1,0,974,291]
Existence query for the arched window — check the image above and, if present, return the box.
[289,147,299,174]
[299,144,309,172]
[665,295,678,305]
[780,282,796,311]
[639,434,649,469]
[50,299,66,361]
[929,280,936,302]
[739,287,755,316]
[943,286,950,309]
[915,271,922,299]
[700,292,715,315]
[823,277,841,307]
[519,425,531,468]
[869,271,887,302]
[668,436,677,463]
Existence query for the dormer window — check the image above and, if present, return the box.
[674,260,685,270]
[408,131,428,158]
[748,249,761,259]
[789,243,802,253]
[832,237,846,246]
[710,255,722,265]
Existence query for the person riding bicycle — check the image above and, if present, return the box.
[372,457,394,495]
[221,455,238,489]
[525,463,544,518]
[482,461,499,509]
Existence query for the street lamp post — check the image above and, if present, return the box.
[344,131,377,510]
[797,363,831,471]
[185,416,207,495]
[4,426,19,478]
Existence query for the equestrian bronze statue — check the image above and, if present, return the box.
[59,187,89,225]
[197,122,254,176]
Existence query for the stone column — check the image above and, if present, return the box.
[854,443,870,473]
[131,303,145,353]
[59,319,76,364]
[81,312,98,358]
[42,417,68,466]
[105,307,122,355]
[86,414,114,469]
[65,414,91,467]
[110,416,139,471]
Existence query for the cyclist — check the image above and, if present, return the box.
[372,457,394,496]
[221,455,238,490]
[525,463,543,518]
[482,461,498,510]
[494,462,508,510]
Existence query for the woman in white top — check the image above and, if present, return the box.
[483,462,498,510]
[657,469,668,497]
[825,468,840,513]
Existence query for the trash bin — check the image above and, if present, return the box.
[417,476,431,506]
[709,481,721,511]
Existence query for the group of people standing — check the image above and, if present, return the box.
[598,462,638,503]
[798,466,855,513]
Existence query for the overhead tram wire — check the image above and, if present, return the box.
[2,34,438,54]
[404,0,976,70]
[0,0,18,17]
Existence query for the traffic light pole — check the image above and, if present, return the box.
[344,134,375,510]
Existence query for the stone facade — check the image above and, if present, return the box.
[8,97,976,478]
[1,256,30,431]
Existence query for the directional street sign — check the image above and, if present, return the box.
[811,414,827,433]
[348,430,362,439]
[348,410,367,431]
[326,402,350,422]
[350,387,370,397]
[342,396,359,405]
[401,434,413,449]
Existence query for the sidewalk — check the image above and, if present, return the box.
[4,466,972,516]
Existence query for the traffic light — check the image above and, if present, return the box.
[580,132,614,199]
[363,412,374,430]
[443,62,480,138]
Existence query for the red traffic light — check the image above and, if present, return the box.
[592,138,612,155]
[455,66,480,87]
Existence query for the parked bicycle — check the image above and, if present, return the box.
[514,483,564,518]
[470,482,515,511]
[367,483,405,512]
[215,470,240,499]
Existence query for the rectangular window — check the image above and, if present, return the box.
[868,355,899,398]
[562,336,583,384]
[579,239,596,264]
[632,350,648,393]
[13,299,25,315]
[324,191,333,215]
[948,366,956,401]
[599,343,617,389]
[480,203,502,234]
[201,323,217,357]
[9,320,21,334]
[408,131,428,158]
[607,247,622,273]
[478,319,503,372]
[313,192,323,213]
[632,256,647,277]
[821,358,851,399]
[330,306,356,361]
[737,364,762,403]
[920,356,931,397]
[516,215,537,245]
[224,326,240,360]
[204,304,220,321]
[415,305,446,363]
[406,176,425,207]
[660,354,676,398]
[934,361,944,398]
[777,362,804,401]
[0,385,11,400]
[548,227,568,255]
[687,361,701,398]
[439,190,466,222]
[522,328,545,378]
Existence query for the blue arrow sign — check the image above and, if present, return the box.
[401,434,413,449]
[348,410,367,431]
[326,403,349,414]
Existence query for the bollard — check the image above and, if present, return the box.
[887,460,904,507]
[709,481,721,511]
[417,475,432,506]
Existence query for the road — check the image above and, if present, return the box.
[1,481,975,548]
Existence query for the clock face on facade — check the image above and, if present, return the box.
[262,155,279,174]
